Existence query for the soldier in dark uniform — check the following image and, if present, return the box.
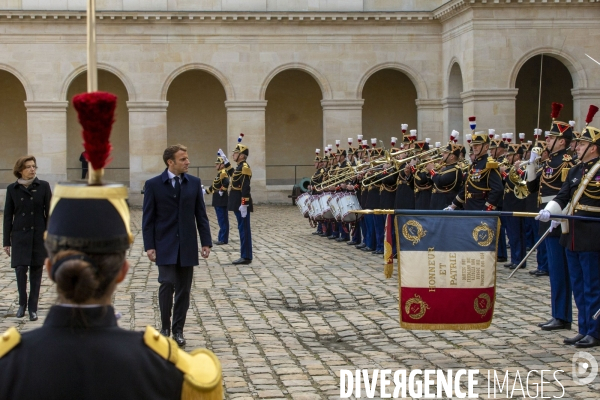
[448,131,503,211]
[0,165,222,400]
[356,145,374,250]
[413,140,434,210]
[324,148,342,240]
[528,112,575,331]
[334,147,351,242]
[364,147,385,255]
[316,152,330,237]
[205,154,232,245]
[429,142,464,210]
[492,134,509,262]
[227,135,253,265]
[501,144,528,270]
[309,149,325,235]
[346,145,363,246]
[538,109,600,347]
[395,134,416,210]
[520,142,549,277]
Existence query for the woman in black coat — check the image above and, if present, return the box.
[2,156,51,321]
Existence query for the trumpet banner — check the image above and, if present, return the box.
[396,215,498,330]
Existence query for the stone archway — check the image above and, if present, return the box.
[362,69,418,142]
[446,62,464,136]
[0,70,27,187]
[166,69,227,183]
[265,69,323,186]
[515,55,574,140]
[66,70,130,184]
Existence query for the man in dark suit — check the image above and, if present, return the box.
[142,144,212,347]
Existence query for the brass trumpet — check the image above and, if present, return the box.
[506,147,541,199]
[508,162,531,199]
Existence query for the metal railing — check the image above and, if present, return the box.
[266,164,314,186]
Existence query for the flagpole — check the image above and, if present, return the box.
[506,227,552,279]
[536,54,543,133]
[87,0,97,93]
[353,209,600,223]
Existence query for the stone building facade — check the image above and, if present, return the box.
[0,0,598,206]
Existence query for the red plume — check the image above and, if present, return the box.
[72,92,117,171]
[550,102,563,120]
[586,105,599,125]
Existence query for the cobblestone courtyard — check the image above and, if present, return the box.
[1,205,599,399]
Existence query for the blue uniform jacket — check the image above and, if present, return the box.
[142,169,212,266]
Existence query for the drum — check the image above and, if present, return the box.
[319,193,334,220]
[309,195,323,220]
[328,193,342,221]
[337,193,362,222]
[296,192,311,217]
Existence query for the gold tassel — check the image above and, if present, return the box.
[181,376,223,400]
[561,168,570,182]
[384,262,394,279]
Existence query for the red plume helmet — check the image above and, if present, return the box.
[586,105,599,126]
[550,102,563,120]
[73,92,117,183]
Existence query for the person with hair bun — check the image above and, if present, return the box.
[3,155,51,321]
[0,165,222,399]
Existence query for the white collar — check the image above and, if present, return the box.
[167,170,180,180]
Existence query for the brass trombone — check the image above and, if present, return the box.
[415,155,444,169]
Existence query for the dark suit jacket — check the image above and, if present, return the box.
[142,169,212,267]
[2,178,51,267]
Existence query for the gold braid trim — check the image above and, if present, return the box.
[143,327,223,400]
[0,327,20,358]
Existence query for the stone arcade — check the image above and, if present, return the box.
[0,0,598,206]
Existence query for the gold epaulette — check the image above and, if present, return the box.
[241,163,252,177]
[561,168,570,182]
[143,327,222,400]
[486,157,498,169]
[0,327,20,359]
[219,170,228,180]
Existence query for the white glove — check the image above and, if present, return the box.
[202,188,206,195]
[536,209,551,222]
[443,205,456,211]
[529,150,539,163]
[549,220,560,232]
[218,149,230,164]
[239,204,248,218]
[218,190,224,196]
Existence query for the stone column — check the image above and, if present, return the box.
[415,99,444,143]
[461,89,519,137]
[321,100,364,147]
[127,101,169,206]
[224,101,268,203]
[572,88,600,129]
[441,97,463,138]
[25,101,69,187]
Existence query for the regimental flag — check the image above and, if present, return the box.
[384,214,394,279]
[396,215,498,330]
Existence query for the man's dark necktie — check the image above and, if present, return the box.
[174,176,181,197]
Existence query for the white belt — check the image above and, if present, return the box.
[541,195,555,204]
